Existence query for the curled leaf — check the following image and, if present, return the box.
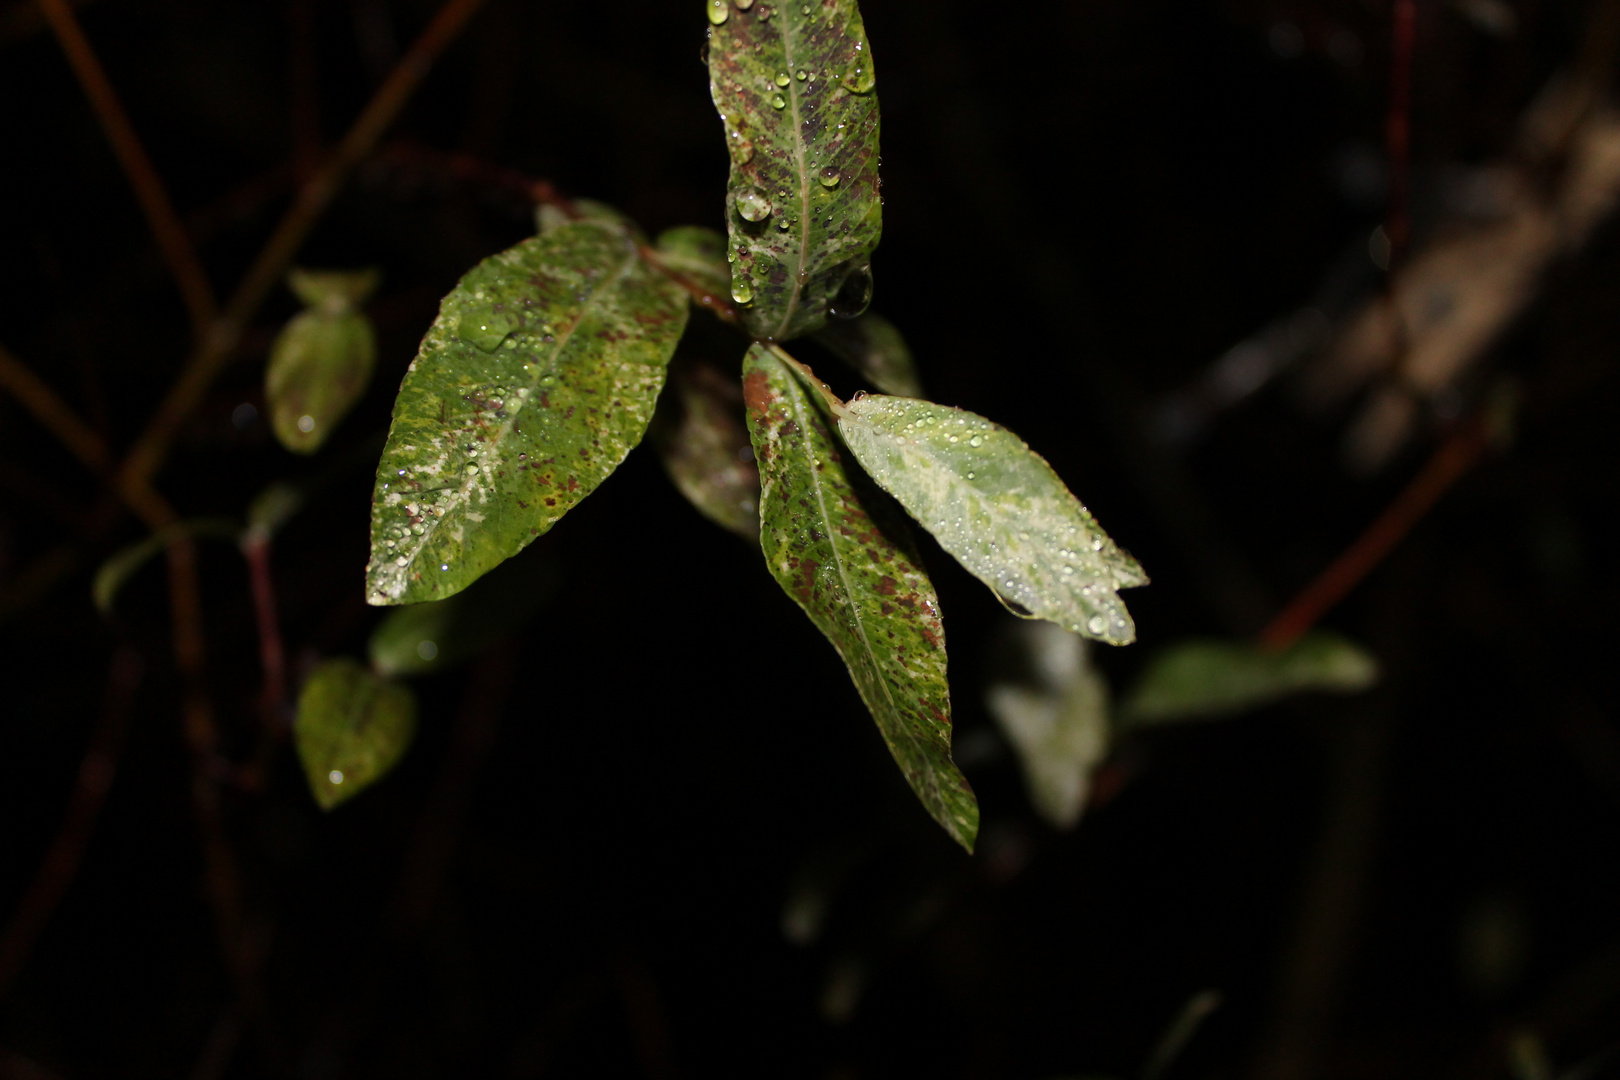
[836,396,1147,644]
[651,360,760,539]
[294,658,417,810]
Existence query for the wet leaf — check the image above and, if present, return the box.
[707,0,882,341]
[368,547,555,677]
[367,219,689,605]
[653,225,732,301]
[294,658,417,810]
[1120,631,1379,726]
[268,271,379,453]
[813,312,922,397]
[651,361,759,539]
[985,621,1110,830]
[535,197,644,240]
[744,343,976,850]
[836,396,1147,644]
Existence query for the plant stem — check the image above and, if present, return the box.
[34,0,218,341]
[767,344,847,417]
[1386,0,1415,268]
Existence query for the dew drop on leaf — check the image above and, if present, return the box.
[706,0,729,25]
[734,0,754,8]
[796,69,807,80]
[829,264,873,319]
[775,72,791,87]
[841,64,875,94]
[819,167,841,188]
[735,188,772,221]
[771,94,787,109]
[731,276,755,304]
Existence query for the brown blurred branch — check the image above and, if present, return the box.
[116,0,490,496]
[0,647,143,998]
[34,0,218,341]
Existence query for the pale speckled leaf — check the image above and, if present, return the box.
[1120,631,1379,726]
[707,0,881,341]
[743,344,977,849]
[653,225,733,301]
[267,309,377,453]
[294,658,417,810]
[368,548,554,677]
[651,361,759,539]
[985,621,1110,830]
[366,219,688,605]
[813,312,922,397]
[837,396,1148,644]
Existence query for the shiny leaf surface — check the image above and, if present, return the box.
[367,220,689,605]
[813,311,921,397]
[837,396,1147,644]
[707,0,882,341]
[744,344,976,849]
[294,658,417,810]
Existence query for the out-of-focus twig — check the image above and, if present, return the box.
[1386,0,1416,267]
[34,0,218,341]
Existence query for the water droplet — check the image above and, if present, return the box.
[706,0,729,25]
[771,93,786,109]
[329,770,344,785]
[829,263,873,319]
[731,276,755,305]
[1090,537,1105,551]
[456,314,514,352]
[819,166,840,188]
[841,62,875,94]
[1087,615,1108,635]
[727,128,755,163]
[465,463,480,474]
[796,69,807,80]
[948,435,959,443]
[297,415,315,433]
[395,556,408,567]
[734,188,772,221]
[1061,565,1074,575]
[734,0,753,8]
[968,435,983,447]
[777,217,792,230]
[775,72,790,87]
[440,563,450,571]
[966,471,976,480]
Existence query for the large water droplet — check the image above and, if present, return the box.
[1087,615,1108,635]
[734,0,754,8]
[829,264,873,319]
[706,0,729,25]
[734,188,772,222]
[727,127,754,163]
[796,69,807,80]
[968,435,983,447]
[456,311,515,352]
[771,93,786,110]
[841,62,875,94]
[775,72,790,87]
[731,276,755,305]
[819,167,841,188]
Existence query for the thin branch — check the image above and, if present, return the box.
[240,532,288,736]
[34,0,218,340]
[1259,415,1490,651]
[116,0,490,495]
[0,647,143,998]
[1386,0,1416,267]
[0,341,110,471]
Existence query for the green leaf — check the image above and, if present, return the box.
[1120,631,1380,726]
[287,267,379,313]
[267,309,377,453]
[813,312,922,397]
[367,219,689,606]
[293,657,417,810]
[707,0,882,341]
[985,621,1110,830]
[651,361,760,539]
[92,519,240,615]
[536,197,644,240]
[743,343,977,850]
[368,547,554,677]
[653,225,732,301]
[835,396,1148,644]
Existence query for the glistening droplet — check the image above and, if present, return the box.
[1087,615,1108,635]
[706,0,729,25]
[771,94,786,109]
[819,167,840,188]
[734,0,754,8]
[828,264,873,319]
[731,276,755,305]
[775,72,790,87]
[734,188,772,221]
[841,62,875,94]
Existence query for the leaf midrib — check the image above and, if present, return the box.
[394,228,640,583]
[771,19,813,341]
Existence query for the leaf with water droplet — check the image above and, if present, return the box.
[985,621,1111,829]
[811,310,922,397]
[836,396,1147,645]
[367,219,689,605]
[707,0,882,341]
[651,354,759,540]
[294,658,417,810]
[653,225,732,300]
[368,547,555,677]
[1119,631,1379,726]
[744,344,977,849]
[267,268,380,454]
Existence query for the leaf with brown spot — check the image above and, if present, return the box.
[744,343,976,850]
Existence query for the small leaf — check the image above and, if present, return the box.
[651,360,760,539]
[744,344,977,850]
[836,396,1147,644]
[708,0,882,341]
[1120,631,1380,726]
[367,219,689,605]
[653,225,732,301]
[267,309,377,454]
[813,312,922,397]
[985,621,1110,830]
[92,519,240,615]
[287,267,380,313]
[293,657,417,810]
[536,197,645,240]
[368,547,554,677]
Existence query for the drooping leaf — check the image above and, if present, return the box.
[651,360,760,539]
[1120,630,1380,726]
[836,396,1148,644]
[368,546,554,677]
[985,621,1111,830]
[92,519,240,615]
[267,268,381,454]
[653,225,732,301]
[367,219,689,605]
[293,657,417,810]
[813,312,922,397]
[743,343,976,849]
[707,0,882,341]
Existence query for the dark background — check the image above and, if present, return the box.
[1,0,1618,1077]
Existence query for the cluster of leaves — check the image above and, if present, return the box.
[274,0,1150,850]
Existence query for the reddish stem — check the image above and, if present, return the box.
[241,533,287,734]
